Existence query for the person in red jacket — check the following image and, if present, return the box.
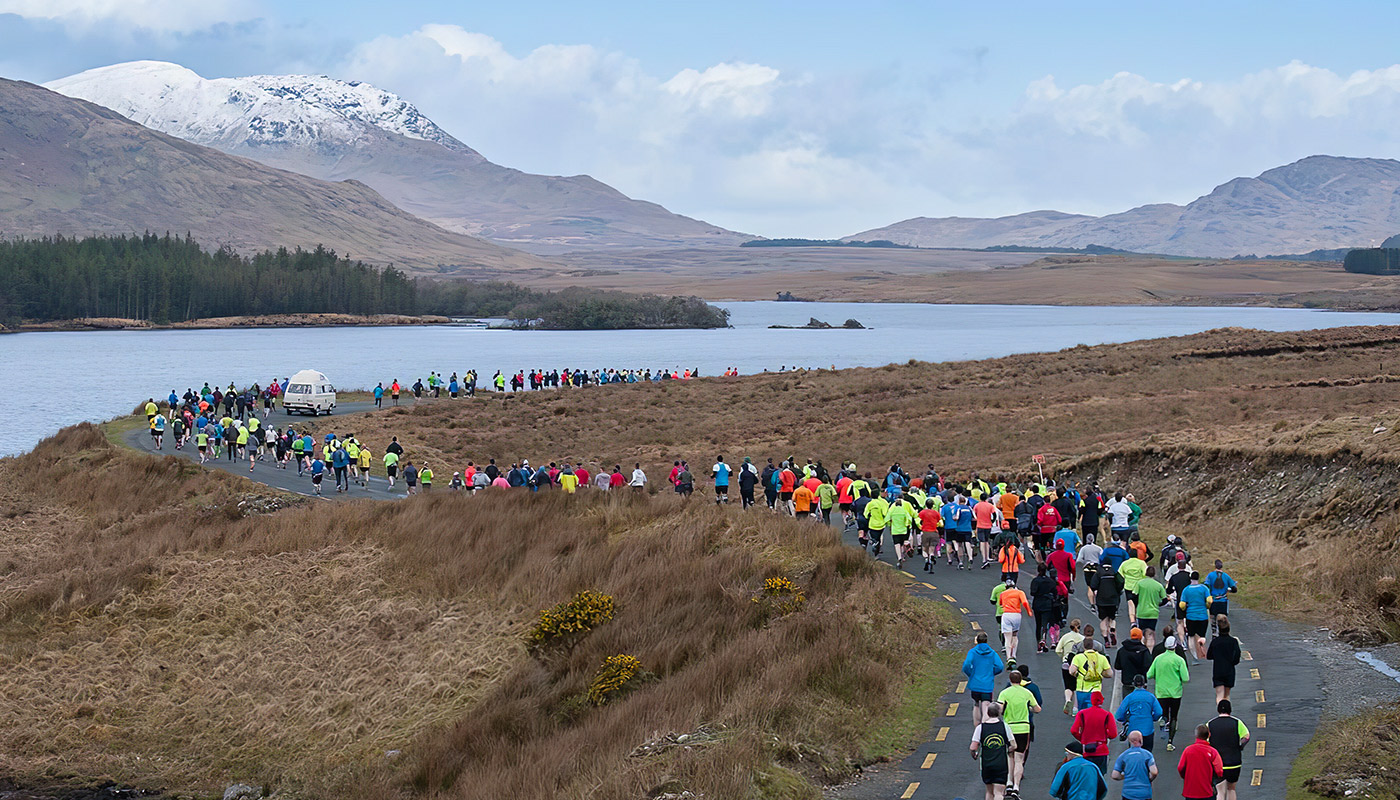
[1070,689,1118,774]
[1177,724,1224,800]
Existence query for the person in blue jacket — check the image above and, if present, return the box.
[1179,573,1212,661]
[1203,559,1239,633]
[1114,674,1164,751]
[961,632,1005,726]
[1099,538,1130,575]
[1050,741,1108,800]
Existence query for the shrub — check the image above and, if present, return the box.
[586,654,644,706]
[753,576,807,619]
[527,590,615,654]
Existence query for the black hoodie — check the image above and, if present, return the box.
[1114,639,1153,686]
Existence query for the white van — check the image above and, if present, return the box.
[283,369,336,415]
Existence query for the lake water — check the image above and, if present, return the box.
[5,300,1400,456]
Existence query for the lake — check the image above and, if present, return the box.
[5,300,1400,456]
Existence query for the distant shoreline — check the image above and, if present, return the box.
[1,313,462,333]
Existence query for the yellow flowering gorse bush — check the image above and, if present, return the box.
[586,654,643,706]
[527,590,616,652]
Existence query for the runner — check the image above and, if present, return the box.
[1070,689,1118,774]
[738,457,760,508]
[1030,564,1058,652]
[1070,639,1113,712]
[1111,730,1159,800]
[1115,674,1164,752]
[998,669,1041,797]
[918,496,942,573]
[778,462,797,515]
[961,632,1006,726]
[149,412,165,450]
[888,490,916,566]
[815,476,837,524]
[969,702,1015,800]
[1179,572,1211,662]
[792,479,815,519]
[1177,725,1224,800]
[1115,627,1154,692]
[1056,619,1086,714]
[357,442,372,487]
[384,449,400,490]
[998,578,1032,669]
[1049,742,1108,800]
[1135,566,1168,649]
[974,493,998,568]
[1204,560,1239,635]
[630,463,647,492]
[419,463,434,492]
[1079,534,1103,606]
[1146,635,1190,751]
[1205,699,1251,800]
[1206,616,1242,703]
[1092,562,1123,646]
[711,456,731,504]
[309,452,325,496]
[403,461,419,495]
[374,383,384,409]
[195,427,209,463]
[864,490,891,556]
[1120,544,1148,626]
[998,536,1026,583]
[331,445,349,491]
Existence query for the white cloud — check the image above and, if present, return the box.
[341,28,1400,236]
[0,0,254,33]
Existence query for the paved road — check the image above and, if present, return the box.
[124,407,1318,799]
[124,400,415,500]
[830,529,1319,800]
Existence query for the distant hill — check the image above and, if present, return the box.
[47,61,754,254]
[0,78,550,274]
[846,156,1400,257]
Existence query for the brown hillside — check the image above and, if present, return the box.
[0,79,552,274]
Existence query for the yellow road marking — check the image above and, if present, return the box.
[1251,769,1263,787]
[1250,668,1260,680]
[902,571,916,578]
[923,582,936,589]
[1256,740,1266,757]
[1256,690,1266,703]
[960,607,970,614]
[922,753,937,768]
[901,783,920,799]
[1243,650,1253,661]
[936,727,949,742]
[956,681,967,693]
[971,621,982,631]
[944,594,957,602]
[946,703,959,716]
[1257,713,1266,728]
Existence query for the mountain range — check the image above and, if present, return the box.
[0,78,549,273]
[846,156,1400,257]
[46,61,752,254]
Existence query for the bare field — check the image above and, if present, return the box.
[522,246,1400,308]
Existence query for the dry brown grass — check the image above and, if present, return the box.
[0,425,954,798]
[319,325,1400,639]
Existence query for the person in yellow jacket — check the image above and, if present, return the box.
[384,450,400,490]
[420,464,434,492]
[864,493,891,557]
[559,468,579,494]
[356,444,372,487]
[1118,554,1148,626]
[888,493,918,568]
[345,438,361,484]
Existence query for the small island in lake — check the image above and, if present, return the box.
[768,317,866,329]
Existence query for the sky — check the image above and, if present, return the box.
[6,0,1400,237]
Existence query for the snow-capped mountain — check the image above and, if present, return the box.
[47,61,750,253]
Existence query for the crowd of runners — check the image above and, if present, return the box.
[142,384,1251,800]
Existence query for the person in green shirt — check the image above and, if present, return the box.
[998,670,1042,793]
[1132,566,1168,649]
[815,479,838,525]
[888,495,917,568]
[1126,493,1142,534]
[1119,555,1148,625]
[864,495,891,556]
[195,430,209,464]
[420,463,434,492]
[1145,635,1190,751]
[384,450,401,490]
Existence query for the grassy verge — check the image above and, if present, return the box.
[857,597,962,763]
[1286,705,1400,800]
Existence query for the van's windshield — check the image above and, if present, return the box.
[289,383,311,394]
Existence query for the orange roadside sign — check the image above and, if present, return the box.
[1032,454,1045,464]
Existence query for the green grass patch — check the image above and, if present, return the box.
[1286,704,1400,800]
[857,596,962,762]
[100,415,147,449]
